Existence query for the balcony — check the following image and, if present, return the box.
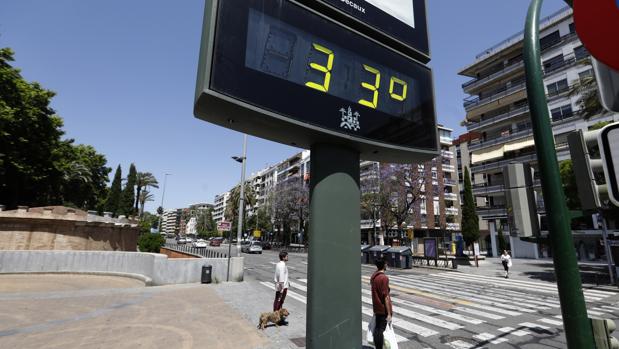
[441,150,454,159]
[446,222,461,231]
[444,193,458,200]
[470,153,538,174]
[463,60,525,93]
[444,178,457,186]
[468,126,533,152]
[465,104,529,131]
[442,164,456,172]
[445,207,459,215]
[440,136,453,145]
[463,81,526,112]
[476,205,508,218]
[472,183,505,196]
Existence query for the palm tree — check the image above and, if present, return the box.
[138,190,155,217]
[135,172,159,213]
[568,57,603,119]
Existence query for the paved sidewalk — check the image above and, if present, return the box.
[0,274,271,349]
[454,257,618,290]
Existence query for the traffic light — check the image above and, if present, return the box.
[598,122,619,207]
[590,317,619,349]
[593,59,619,113]
[567,129,609,210]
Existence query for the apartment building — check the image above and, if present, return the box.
[360,125,462,247]
[459,7,619,258]
[161,209,181,235]
[212,192,230,223]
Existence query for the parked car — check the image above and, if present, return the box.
[262,241,272,250]
[242,241,263,254]
[210,237,224,247]
[185,237,194,244]
[192,239,208,248]
[177,237,187,244]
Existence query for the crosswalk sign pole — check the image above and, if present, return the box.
[523,0,595,347]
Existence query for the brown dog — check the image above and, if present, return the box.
[257,308,289,330]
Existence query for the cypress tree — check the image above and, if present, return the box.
[461,167,480,247]
[497,225,507,253]
[105,165,122,215]
[121,163,137,216]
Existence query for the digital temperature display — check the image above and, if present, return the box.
[194,0,438,162]
[245,9,416,117]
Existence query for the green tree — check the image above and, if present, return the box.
[138,233,164,253]
[225,181,257,233]
[196,207,216,235]
[105,165,122,215]
[497,225,507,253]
[135,172,158,213]
[559,160,580,210]
[138,189,154,217]
[0,47,65,208]
[568,72,603,120]
[121,163,137,216]
[57,143,111,210]
[461,167,480,248]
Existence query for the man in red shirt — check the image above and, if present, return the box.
[370,257,392,349]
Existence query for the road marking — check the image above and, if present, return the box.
[497,327,530,336]
[362,321,408,343]
[289,281,307,292]
[361,296,463,330]
[259,282,308,304]
[446,339,474,348]
[601,305,619,311]
[587,310,608,316]
[388,275,528,315]
[453,306,505,320]
[538,318,564,326]
[361,306,439,337]
[361,275,473,306]
[298,278,307,283]
[473,332,509,344]
[361,289,484,325]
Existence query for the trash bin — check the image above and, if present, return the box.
[367,245,390,265]
[361,245,370,264]
[385,246,412,269]
[201,265,212,284]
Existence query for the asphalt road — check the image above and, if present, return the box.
[229,249,619,349]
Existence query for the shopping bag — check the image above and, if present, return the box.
[383,323,398,349]
[366,315,376,344]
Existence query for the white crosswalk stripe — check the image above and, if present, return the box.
[473,332,509,344]
[538,318,564,326]
[361,306,439,337]
[362,321,408,343]
[498,327,531,337]
[361,296,463,330]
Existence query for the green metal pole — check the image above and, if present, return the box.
[523,1,595,347]
[307,143,361,349]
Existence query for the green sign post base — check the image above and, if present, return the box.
[307,143,362,349]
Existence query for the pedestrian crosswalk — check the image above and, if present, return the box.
[258,271,617,348]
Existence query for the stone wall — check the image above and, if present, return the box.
[0,250,244,284]
[0,206,138,251]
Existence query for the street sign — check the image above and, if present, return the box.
[598,122,619,207]
[217,221,232,232]
[573,0,619,70]
[300,0,430,61]
[194,0,438,163]
[253,230,261,238]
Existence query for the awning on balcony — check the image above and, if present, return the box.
[504,137,535,152]
[471,145,505,164]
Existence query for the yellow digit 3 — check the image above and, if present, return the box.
[358,64,380,109]
[305,43,334,93]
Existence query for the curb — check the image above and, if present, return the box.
[0,271,153,286]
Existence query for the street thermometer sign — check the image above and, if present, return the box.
[194,0,438,163]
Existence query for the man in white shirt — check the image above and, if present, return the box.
[273,251,289,320]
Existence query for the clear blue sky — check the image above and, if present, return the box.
[0,0,567,212]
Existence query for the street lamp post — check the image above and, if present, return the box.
[157,173,171,234]
[232,134,248,257]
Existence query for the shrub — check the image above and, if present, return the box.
[138,233,165,253]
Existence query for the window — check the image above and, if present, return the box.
[546,79,568,96]
[543,54,565,74]
[540,31,561,50]
[579,69,593,81]
[569,22,575,34]
[551,105,573,122]
[574,45,588,61]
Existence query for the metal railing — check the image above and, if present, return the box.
[468,126,533,152]
[463,60,525,91]
[411,256,457,269]
[164,243,228,258]
[464,81,526,111]
[470,153,538,173]
[465,105,530,131]
[472,184,506,195]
